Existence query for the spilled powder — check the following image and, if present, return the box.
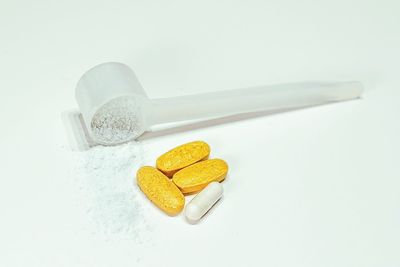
[73,141,151,240]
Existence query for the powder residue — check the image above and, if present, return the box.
[73,141,151,240]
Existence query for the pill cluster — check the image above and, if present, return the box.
[136,141,228,222]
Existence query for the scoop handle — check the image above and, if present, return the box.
[148,81,363,125]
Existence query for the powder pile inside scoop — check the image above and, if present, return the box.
[91,96,143,145]
[74,141,150,239]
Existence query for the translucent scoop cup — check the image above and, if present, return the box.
[63,62,363,150]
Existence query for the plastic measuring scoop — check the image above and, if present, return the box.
[62,62,363,150]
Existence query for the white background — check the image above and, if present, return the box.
[1,0,399,266]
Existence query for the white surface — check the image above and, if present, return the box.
[1,0,399,266]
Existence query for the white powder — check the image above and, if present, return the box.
[74,141,151,240]
[91,96,144,145]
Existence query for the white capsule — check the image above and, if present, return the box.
[185,182,223,222]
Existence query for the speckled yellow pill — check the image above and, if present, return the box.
[137,166,185,215]
[156,141,210,177]
[172,159,228,194]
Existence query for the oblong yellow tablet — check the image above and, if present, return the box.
[137,166,185,215]
[172,159,228,194]
[156,141,210,177]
